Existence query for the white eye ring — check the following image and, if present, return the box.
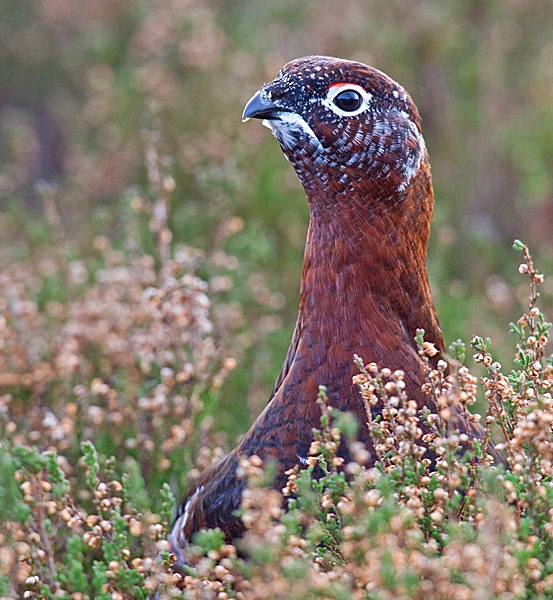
[322,83,372,118]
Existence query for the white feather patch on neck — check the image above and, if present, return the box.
[264,112,324,153]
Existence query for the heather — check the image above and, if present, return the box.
[3,1,553,598]
[3,200,553,597]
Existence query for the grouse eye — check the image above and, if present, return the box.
[333,89,362,112]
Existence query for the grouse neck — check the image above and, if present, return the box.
[297,165,444,356]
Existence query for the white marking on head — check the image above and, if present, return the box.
[264,113,324,152]
[345,152,360,166]
[397,120,426,192]
[322,83,373,118]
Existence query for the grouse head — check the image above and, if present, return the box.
[243,55,428,208]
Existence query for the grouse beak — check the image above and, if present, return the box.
[242,90,286,122]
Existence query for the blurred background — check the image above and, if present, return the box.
[2,0,553,440]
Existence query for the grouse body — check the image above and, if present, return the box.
[168,55,447,563]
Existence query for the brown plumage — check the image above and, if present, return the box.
[168,55,450,564]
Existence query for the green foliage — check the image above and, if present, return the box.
[448,339,466,364]
[191,528,226,554]
[0,449,30,524]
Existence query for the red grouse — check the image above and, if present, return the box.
[169,55,449,563]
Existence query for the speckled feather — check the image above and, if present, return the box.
[168,56,450,564]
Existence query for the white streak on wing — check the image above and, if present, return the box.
[264,113,324,153]
[184,485,204,526]
[168,483,205,551]
[180,496,192,529]
[296,452,307,465]
[167,512,186,555]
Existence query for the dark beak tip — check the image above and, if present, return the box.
[242,90,281,122]
[242,90,265,121]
